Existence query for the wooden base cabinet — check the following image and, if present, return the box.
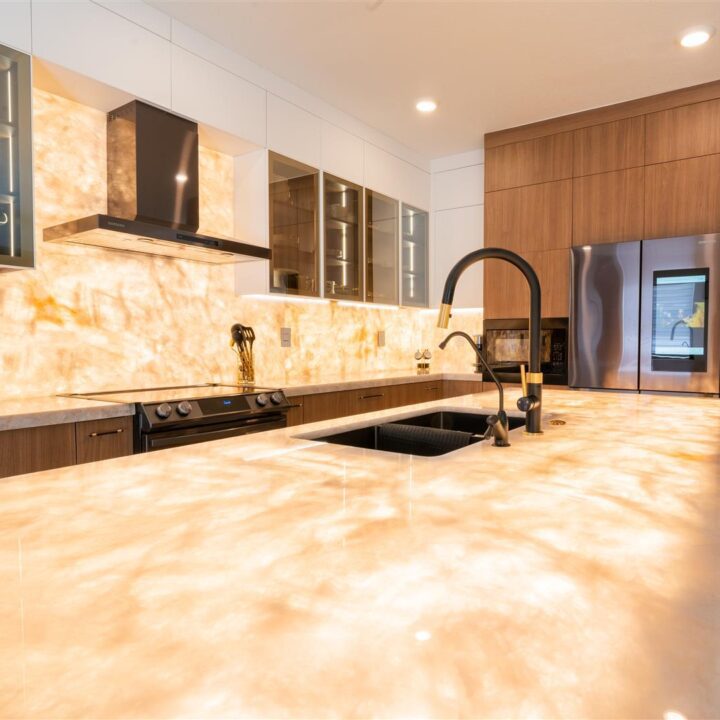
[75,416,133,464]
[298,379,483,425]
[0,415,134,479]
[0,424,76,479]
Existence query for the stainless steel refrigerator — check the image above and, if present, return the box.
[570,234,720,395]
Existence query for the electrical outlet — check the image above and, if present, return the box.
[377,330,386,347]
[280,327,292,347]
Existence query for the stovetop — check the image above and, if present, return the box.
[70,383,278,405]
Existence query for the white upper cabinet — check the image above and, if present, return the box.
[0,0,30,53]
[171,46,266,148]
[267,94,321,169]
[431,163,484,212]
[364,143,430,210]
[31,1,171,107]
[321,121,363,186]
[432,205,484,309]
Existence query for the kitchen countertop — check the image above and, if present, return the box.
[0,373,479,430]
[0,395,135,431]
[0,388,718,718]
[269,370,484,396]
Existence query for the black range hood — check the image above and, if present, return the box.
[44,101,270,264]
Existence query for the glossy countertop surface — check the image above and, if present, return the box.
[266,369,483,396]
[0,373,476,429]
[0,395,134,431]
[1,389,718,719]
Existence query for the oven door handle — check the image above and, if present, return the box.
[143,416,286,451]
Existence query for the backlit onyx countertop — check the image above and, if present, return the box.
[0,372,481,430]
[0,388,718,718]
[0,395,134,431]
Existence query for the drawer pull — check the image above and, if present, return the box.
[426,386,439,391]
[89,428,124,438]
[359,393,384,400]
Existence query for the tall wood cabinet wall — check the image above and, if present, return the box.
[483,79,720,319]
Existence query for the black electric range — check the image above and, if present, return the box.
[71,384,291,453]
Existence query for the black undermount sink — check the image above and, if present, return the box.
[313,411,525,457]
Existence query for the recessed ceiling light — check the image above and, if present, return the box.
[680,25,715,47]
[416,99,437,113]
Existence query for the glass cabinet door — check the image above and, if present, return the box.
[365,190,398,305]
[268,152,319,296]
[401,204,429,307]
[0,44,33,269]
[323,174,363,300]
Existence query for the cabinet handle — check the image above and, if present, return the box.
[89,428,124,438]
[359,393,384,400]
[426,386,439,391]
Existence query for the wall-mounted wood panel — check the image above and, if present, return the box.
[0,423,76,479]
[573,167,644,246]
[645,98,720,165]
[485,180,572,252]
[485,79,720,148]
[483,249,570,319]
[485,132,573,191]
[573,117,645,176]
[645,154,720,240]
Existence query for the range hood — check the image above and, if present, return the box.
[44,101,269,264]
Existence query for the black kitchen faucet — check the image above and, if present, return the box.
[436,247,544,435]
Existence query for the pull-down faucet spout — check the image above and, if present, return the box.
[439,330,510,447]
[437,247,543,435]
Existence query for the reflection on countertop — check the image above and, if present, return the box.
[0,388,719,719]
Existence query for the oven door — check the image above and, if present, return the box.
[140,413,287,452]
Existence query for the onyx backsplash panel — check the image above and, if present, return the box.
[0,90,481,399]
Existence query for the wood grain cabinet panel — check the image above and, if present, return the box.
[0,423,76,478]
[285,396,304,427]
[352,387,390,414]
[645,98,720,164]
[443,380,483,398]
[302,391,357,424]
[485,132,573,191]
[573,167,644,246]
[485,180,572,252]
[76,416,133,464]
[484,249,570,319]
[573,116,645,176]
[645,154,720,240]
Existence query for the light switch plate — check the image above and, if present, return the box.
[377,330,386,347]
[280,327,292,347]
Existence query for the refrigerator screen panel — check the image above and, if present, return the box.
[651,269,708,372]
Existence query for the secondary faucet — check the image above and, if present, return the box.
[439,331,510,447]
[437,247,544,435]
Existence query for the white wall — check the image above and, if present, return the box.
[430,149,484,309]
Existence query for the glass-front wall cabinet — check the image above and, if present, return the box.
[324,174,363,300]
[365,190,398,305]
[401,204,429,307]
[268,152,319,296]
[0,44,33,269]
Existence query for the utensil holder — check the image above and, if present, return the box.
[236,348,255,385]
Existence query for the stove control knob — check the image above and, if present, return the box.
[176,401,192,416]
[270,392,284,405]
[156,402,173,419]
[256,393,269,407]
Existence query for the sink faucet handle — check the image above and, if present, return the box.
[520,363,528,396]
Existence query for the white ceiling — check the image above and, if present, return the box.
[151,1,720,158]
